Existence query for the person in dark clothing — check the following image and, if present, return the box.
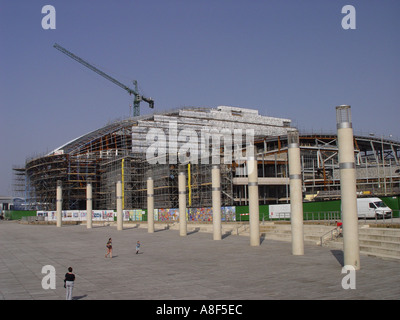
[105,238,112,258]
[64,267,75,300]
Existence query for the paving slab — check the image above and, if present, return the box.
[0,221,399,300]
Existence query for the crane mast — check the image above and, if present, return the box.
[53,43,154,116]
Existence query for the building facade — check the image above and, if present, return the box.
[13,106,400,211]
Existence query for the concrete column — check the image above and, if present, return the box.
[212,165,222,240]
[178,171,187,236]
[86,180,93,229]
[288,130,304,255]
[116,180,123,231]
[336,105,360,270]
[248,151,260,246]
[147,177,154,233]
[56,180,62,227]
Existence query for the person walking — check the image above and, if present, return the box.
[64,267,75,300]
[105,237,112,258]
[135,240,141,254]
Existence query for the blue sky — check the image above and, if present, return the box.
[1,0,399,196]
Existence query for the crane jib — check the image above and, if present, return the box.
[53,43,154,116]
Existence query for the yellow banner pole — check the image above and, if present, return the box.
[188,163,191,207]
[121,158,125,210]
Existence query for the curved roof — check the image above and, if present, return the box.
[45,106,400,159]
[46,106,292,156]
[48,117,138,156]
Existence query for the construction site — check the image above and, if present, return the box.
[12,105,400,212]
[11,44,400,213]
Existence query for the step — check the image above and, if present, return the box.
[359,228,400,237]
[324,230,400,260]
[358,238,400,250]
[360,250,400,261]
[243,223,400,260]
[324,241,400,260]
[262,233,319,246]
[360,244,400,259]
[258,224,335,245]
[359,234,400,243]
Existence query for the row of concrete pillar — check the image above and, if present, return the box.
[55,105,360,269]
[55,149,302,248]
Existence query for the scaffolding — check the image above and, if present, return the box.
[136,160,234,209]
[12,166,26,198]
[256,134,400,202]
[14,106,400,211]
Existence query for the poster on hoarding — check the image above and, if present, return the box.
[269,204,291,219]
[222,206,236,222]
[157,208,179,221]
[188,207,212,222]
[125,210,144,221]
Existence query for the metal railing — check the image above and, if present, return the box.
[320,227,342,246]
[303,211,341,223]
[358,209,399,224]
[236,224,249,235]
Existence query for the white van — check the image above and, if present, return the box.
[357,197,392,219]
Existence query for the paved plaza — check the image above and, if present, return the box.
[0,221,399,300]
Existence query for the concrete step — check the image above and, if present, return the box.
[360,243,400,258]
[258,224,335,245]
[359,234,400,242]
[358,238,400,250]
[160,222,400,260]
[329,240,400,261]
[331,238,400,257]
[358,228,400,242]
[358,227,400,259]
[262,233,318,246]
[325,227,400,260]
[359,228,400,237]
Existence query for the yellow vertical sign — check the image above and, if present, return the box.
[121,158,125,210]
[188,163,191,207]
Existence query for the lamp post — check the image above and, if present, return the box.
[56,180,62,227]
[212,165,222,240]
[288,129,304,255]
[336,105,360,270]
[86,179,92,229]
[147,176,154,233]
[179,168,187,236]
[116,180,123,231]
[248,147,260,246]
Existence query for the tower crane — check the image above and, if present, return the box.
[53,43,154,117]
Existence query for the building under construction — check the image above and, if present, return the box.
[13,106,400,211]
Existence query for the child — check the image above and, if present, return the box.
[105,238,112,258]
[136,241,141,254]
